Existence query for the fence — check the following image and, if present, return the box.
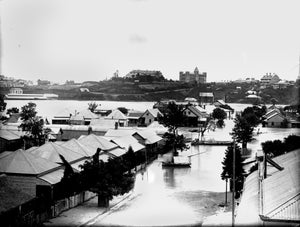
[0,190,96,227]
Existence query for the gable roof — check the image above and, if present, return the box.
[127,110,144,119]
[104,128,137,137]
[266,112,285,121]
[186,105,209,118]
[60,138,95,157]
[0,149,60,175]
[141,109,162,118]
[0,130,23,140]
[134,130,162,144]
[75,109,99,119]
[105,109,127,120]
[109,135,145,152]
[262,149,300,221]
[28,142,84,164]
[78,134,118,152]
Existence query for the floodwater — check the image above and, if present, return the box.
[5,100,299,226]
[87,120,299,226]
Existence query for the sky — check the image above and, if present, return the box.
[1,0,300,84]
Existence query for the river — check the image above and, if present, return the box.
[5,100,299,226]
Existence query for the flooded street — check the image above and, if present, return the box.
[88,119,299,227]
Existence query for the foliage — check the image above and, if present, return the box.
[262,135,300,158]
[19,102,45,146]
[212,108,227,121]
[163,132,189,155]
[123,146,136,171]
[88,102,98,113]
[0,94,7,112]
[221,143,245,198]
[80,149,134,205]
[6,107,19,115]
[231,114,254,149]
[212,108,226,128]
[20,102,37,121]
[241,106,262,127]
[158,102,186,134]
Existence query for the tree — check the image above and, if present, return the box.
[241,107,260,127]
[231,114,254,150]
[80,149,134,207]
[221,143,245,198]
[212,108,226,127]
[0,94,7,112]
[19,102,45,147]
[158,102,188,156]
[6,107,19,115]
[88,102,98,113]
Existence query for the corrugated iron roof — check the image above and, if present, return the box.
[105,109,127,120]
[262,149,300,221]
[60,138,95,157]
[104,128,137,137]
[0,149,60,175]
[78,134,118,152]
[38,168,64,184]
[28,142,84,164]
[0,129,23,140]
[109,135,145,152]
[134,129,162,144]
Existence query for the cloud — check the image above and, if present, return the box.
[129,34,147,43]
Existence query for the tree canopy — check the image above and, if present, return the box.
[231,114,254,149]
[221,143,245,198]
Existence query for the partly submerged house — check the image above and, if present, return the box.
[139,109,162,126]
[105,109,128,127]
[183,105,209,127]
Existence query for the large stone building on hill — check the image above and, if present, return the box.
[179,67,207,84]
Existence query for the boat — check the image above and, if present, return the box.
[191,138,232,146]
[162,156,191,168]
[4,93,59,100]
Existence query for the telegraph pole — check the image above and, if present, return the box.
[232,138,236,227]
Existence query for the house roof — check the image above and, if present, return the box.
[0,129,23,140]
[127,110,144,119]
[75,109,99,119]
[266,112,284,121]
[104,128,137,137]
[89,118,118,127]
[38,168,64,185]
[262,150,300,221]
[236,149,300,224]
[5,113,21,123]
[186,105,209,118]
[60,138,95,157]
[134,129,162,144]
[142,109,161,118]
[214,99,226,105]
[78,134,118,152]
[105,109,127,120]
[28,142,84,164]
[0,149,60,175]
[147,121,168,135]
[109,135,145,152]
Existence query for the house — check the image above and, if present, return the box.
[139,109,162,126]
[27,142,85,164]
[0,149,61,196]
[213,99,226,107]
[199,92,214,104]
[108,135,145,153]
[146,121,168,136]
[263,108,288,127]
[0,130,24,152]
[235,149,300,225]
[132,129,163,153]
[105,109,128,127]
[127,110,144,127]
[78,134,126,158]
[183,105,209,127]
[260,73,281,87]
